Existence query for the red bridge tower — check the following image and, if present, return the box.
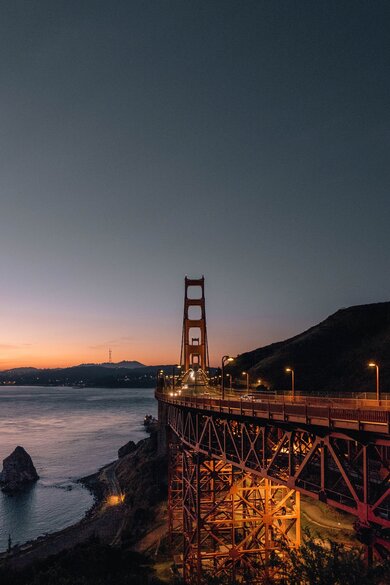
[180,276,209,373]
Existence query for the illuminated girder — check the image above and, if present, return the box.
[165,403,390,561]
[180,449,300,584]
[168,434,184,550]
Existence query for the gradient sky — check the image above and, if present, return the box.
[1,1,389,369]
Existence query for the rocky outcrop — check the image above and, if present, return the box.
[115,433,167,545]
[118,440,137,459]
[0,446,39,493]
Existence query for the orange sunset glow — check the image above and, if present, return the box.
[0,305,299,370]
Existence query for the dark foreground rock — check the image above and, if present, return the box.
[0,538,163,585]
[0,446,39,493]
[118,439,137,458]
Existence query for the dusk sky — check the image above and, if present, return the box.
[1,1,389,369]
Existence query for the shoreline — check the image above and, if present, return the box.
[77,460,115,509]
[0,432,167,572]
[0,467,115,569]
[0,458,132,569]
[0,463,111,558]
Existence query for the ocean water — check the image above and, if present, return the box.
[0,386,157,552]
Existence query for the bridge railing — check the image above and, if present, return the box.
[156,389,390,434]
[202,387,390,409]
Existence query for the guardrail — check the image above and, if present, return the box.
[156,390,390,434]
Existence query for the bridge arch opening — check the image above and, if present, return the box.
[187,285,203,300]
[188,305,202,320]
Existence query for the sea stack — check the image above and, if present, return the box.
[0,446,39,493]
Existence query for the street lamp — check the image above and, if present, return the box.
[158,369,165,391]
[226,373,232,393]
[368,362,380,401]
[221,356,234,400]
[172,364,182,392]
[242,371,249,393]
[285,368,295,398]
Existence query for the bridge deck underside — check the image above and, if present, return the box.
[163,399,390,564]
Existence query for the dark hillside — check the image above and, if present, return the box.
[0,365,172,388]
[233,302,390,394]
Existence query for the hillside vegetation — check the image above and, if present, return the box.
[233,302,390,394]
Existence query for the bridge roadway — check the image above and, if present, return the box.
[157,387,390,559]
[160,389,390,435]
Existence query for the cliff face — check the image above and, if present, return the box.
[115,434,167,545]
[0,446,39,493]
[233,302,390,393]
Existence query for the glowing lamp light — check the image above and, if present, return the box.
[285,367,295,398]
[107,494,125,506]
[368,362,380,401]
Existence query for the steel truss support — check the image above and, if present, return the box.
[167,405,390,561]
[168,433,184,551]
[181,447,300,584]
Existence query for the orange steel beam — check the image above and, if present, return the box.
[160,396,390,563]
[168,433,184,550]
[181,449,300,584]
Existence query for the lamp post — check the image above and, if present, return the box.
[285,368,295,399]
[221,356,234,400]
[158,369,164,391]
[242,371,249,393]
[172,364,182,392]
[226,373,232,393]
[368,362,380,401]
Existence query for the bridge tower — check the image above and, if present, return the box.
[180,276,209,373]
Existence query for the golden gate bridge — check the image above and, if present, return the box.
[156,277,389,583]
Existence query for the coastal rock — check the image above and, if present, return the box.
[118,440,137,459]
[0,446,39,493]
[115,433,167,544]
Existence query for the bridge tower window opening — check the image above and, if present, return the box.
[186,285,203,300]
[191,354,200,366]
[188,305,202,320]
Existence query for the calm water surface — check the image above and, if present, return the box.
[0,386,157,551]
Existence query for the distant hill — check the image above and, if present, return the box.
[2,367,38,375]
[0,363,174,388]
[232,302,390,394]
[100,360,145,369]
